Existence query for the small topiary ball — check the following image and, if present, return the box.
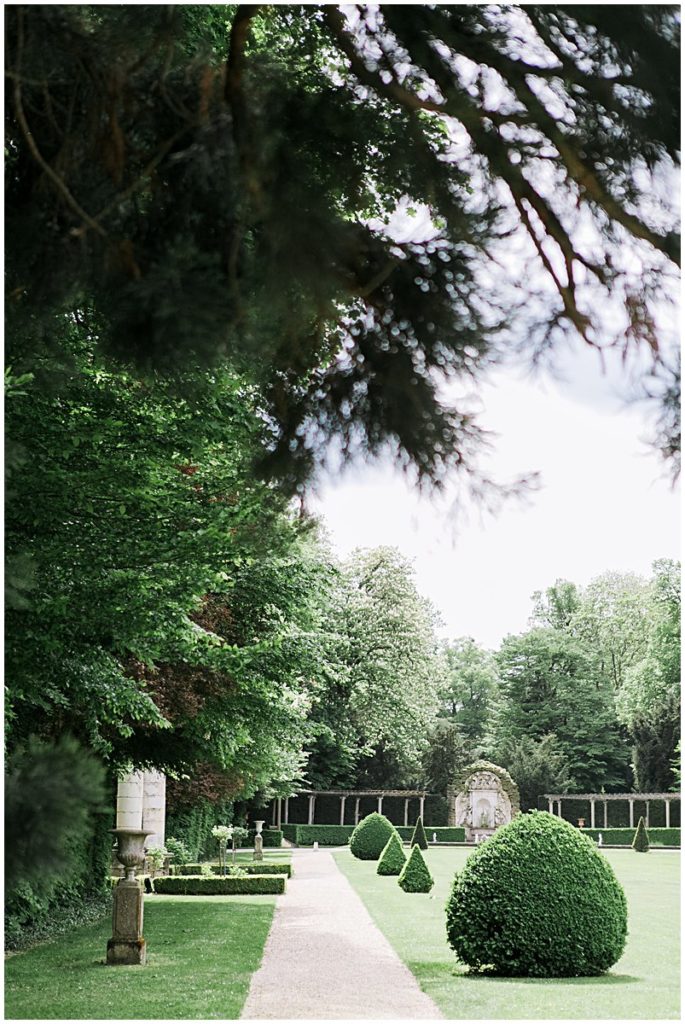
[377,832,407,876]
[398,844,434,892]
[350,813,398,860]
[446,811,627,977]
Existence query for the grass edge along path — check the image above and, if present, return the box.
[5,895,276,1020]
[334,846,680,1020]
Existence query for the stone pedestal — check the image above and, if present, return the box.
[106,880,146,965]
[253,834,264,861]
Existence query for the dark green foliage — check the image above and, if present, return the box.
[172,862,292,878]
[377,833,407,876]
[398,845,434,893]
[582,827,679,847]
[5,736,108,893]
[153,874,286,895]
[350,813,398,860]
[498,735,573,812]
[4,736,113,950]
[4,890,112,953]
[410,817,428,850]
[248,829,283,848]
[632,817,650,853]
[446,812,627,976]
[5,6,678,491]
[281,824,354,846]
[395,826,466,843]
[496,629,631,792]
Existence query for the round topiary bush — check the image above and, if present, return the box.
[446,811,627,977]
[349,813,397,860]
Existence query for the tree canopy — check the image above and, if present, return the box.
[6,4,680,489]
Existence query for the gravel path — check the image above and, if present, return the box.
[241,848,443,1020]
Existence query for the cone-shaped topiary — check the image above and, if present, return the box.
[632,816,650,852]
[377,832,407,876]
[410,816,428,850]
[349,812,397,860]
[398,844,434,892]
[446,811,627,977]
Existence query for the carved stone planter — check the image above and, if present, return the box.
[106,828,153,966]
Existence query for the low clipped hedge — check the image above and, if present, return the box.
[171,862,292,877]
[281,824,354,846]
[447,812,627,977]
[153,874,286,895]
[280,823,466,845]
[249,829,283,848]
[581,827,680,847]
[395,825,466,843]
[350,813,398,860]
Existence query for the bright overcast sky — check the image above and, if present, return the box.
[310,348,680,650]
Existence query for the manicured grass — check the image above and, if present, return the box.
[334,846,680,1019]
[4,895,275,1020]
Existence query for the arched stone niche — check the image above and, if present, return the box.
[447,761,520,843]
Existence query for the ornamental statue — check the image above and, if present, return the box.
[447,760,520,843]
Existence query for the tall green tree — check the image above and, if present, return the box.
[440,637,499,744]
[305,546,445,787]
[616,560,681,790]
[495,627,630,792]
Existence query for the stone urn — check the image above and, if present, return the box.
[253,820,265,862]
[107,828,154,966]
[110,827,153,882]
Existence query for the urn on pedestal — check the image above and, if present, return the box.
[106,828,153,966]
[253,820,265,861]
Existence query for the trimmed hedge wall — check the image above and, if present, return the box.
[153,874,286,895]
[395,825,466,843]
[281,824,354,845]
[172,862,292,877]
[581,827,680,847]
[281,823,466,845]
[249,829,283,848]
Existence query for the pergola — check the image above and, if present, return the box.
[271,789,430,828]
[544,792,681,829]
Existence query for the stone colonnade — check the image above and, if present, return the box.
[273,791,428,828]
[544,792,679,830]
[116,770,166,848]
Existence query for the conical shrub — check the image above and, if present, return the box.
[632,816,650,853]
[410,816,428,850]
[350,812,397,860]
[398,844,434,893]
[377,832,407,876]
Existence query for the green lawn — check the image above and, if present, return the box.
[334,847,680,1019]
[4,895,275,1020]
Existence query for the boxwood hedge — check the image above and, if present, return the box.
[581,827,680,847]
[153,874,286,895]
[350,813,398,860]
[171,862,292,877]
[377,833,407,876]
[446,811,627,977]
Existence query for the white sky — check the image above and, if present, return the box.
[310,351,680,650]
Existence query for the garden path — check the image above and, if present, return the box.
[241,848,443,1020]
